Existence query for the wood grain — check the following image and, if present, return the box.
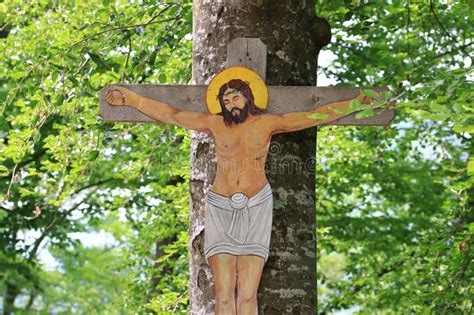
[100,84,394,126]
[226,38,267,80]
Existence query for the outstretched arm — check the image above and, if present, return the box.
[105,86,211,132]
[271,93,371,135]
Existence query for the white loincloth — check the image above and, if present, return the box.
[204,183,273,265]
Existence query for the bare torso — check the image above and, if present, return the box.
[207,114,275,198]
[105,85,363,199]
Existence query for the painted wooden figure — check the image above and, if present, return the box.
[105,66,374,314]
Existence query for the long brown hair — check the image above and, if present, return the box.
[217,79,266,126]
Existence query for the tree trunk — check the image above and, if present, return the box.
[148,235,175,302]
[3,282,19,315]
[189,1,330,313]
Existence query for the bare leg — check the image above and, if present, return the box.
[236,255,265,315]
[209,253,237,315]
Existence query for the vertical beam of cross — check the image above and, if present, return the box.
[188,37,270,312]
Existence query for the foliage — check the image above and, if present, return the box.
[316,0,473,313]
[34,242,129,314]
[0,0,471,314]
[0,0,192,313]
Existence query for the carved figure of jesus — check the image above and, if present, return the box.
[104,67,371,314]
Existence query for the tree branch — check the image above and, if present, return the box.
[67,17,181,50]
[429,0,471,59]
[25,177,114,262]
[435,42,473,59]
[120,36,132,82]
[26,209,57,262]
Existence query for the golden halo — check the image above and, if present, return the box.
[206,66,268,114]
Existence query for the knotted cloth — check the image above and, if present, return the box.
[204,183,273,264]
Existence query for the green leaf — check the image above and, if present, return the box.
[468,158,474,176]
[429,102,448,113]
[452,102,464,114]
[332,107,355,115]
[159,73,167,83]
[428,112,450,122]
[355,109,375,119]
[350,99,366,110]
[406,109,431,120]
[87,150,99,161]
[88,52,110,71]
[467,222,474,232]
[0,165,9,176]
[361,89,379,99]
[10,71,25,80]
[380,91,394,100]
[149,50,158,66]
[308,112,330,120]
[18,187,36,197]
[55,95,65,106]
[452,124,474,134]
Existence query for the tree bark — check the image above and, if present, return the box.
[189,1,330,313]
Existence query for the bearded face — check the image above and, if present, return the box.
[221,88,249,125]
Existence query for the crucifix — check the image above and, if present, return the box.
[100,38,394,314]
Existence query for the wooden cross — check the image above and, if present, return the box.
[99,37,394,311]
[100,38,393,126]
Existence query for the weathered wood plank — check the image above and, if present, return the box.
[99,85,205,123]
[226,38,267,80]
[99,85,394,126]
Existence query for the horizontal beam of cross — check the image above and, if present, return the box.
[99,85,394,126]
